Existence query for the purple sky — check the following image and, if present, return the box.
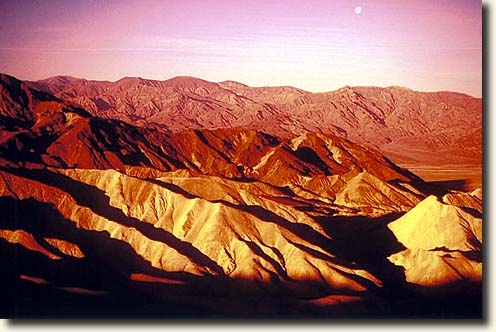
[0,0,482,96]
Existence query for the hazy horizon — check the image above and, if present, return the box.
[0,0,482,97]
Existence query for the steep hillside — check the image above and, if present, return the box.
[388,192,482,287]
[0,74,184,171]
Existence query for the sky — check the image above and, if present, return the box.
[0,0,482,96]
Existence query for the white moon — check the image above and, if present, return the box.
[355,6,362,14]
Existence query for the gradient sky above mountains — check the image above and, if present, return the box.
[0,0,481,96]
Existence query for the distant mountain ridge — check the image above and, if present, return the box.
[27,75,482,167]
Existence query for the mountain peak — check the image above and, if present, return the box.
[115,76,154,84]
[38,75,85,85]
[218,80,249,90]
[0,73,22,86]
[164,76,218,88]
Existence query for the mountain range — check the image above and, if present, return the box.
[0,73,482,318]
[27,75,482,168]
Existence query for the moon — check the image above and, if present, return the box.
[355,6,362,14]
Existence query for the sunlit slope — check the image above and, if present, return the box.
[0,167,384,294]
[388,192,482,286]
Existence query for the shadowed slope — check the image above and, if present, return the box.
[0,74,185,171]
[1,167,225,275]
[0,196,222,318]
[0,167,386,296]
[0,191,482,318]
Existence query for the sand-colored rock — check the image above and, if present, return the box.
[334,171,421,214]
[388,248,482,286]
[442,189,482,211]
[388,195,481,252]
[387,195,482,286]
[0,167,381,293]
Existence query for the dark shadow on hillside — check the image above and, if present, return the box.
[0,196,482,319]
[291,146,331,174]
[313,213,409,297]
[0,196,216,318]
[142,177,484,308]
[146,178,368,274]
[458,206,483,219]
[313,212,482,318]
[0,196,373,318]
[193,130,233,163]
[417,179,470,198]
[0,167,225,275]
